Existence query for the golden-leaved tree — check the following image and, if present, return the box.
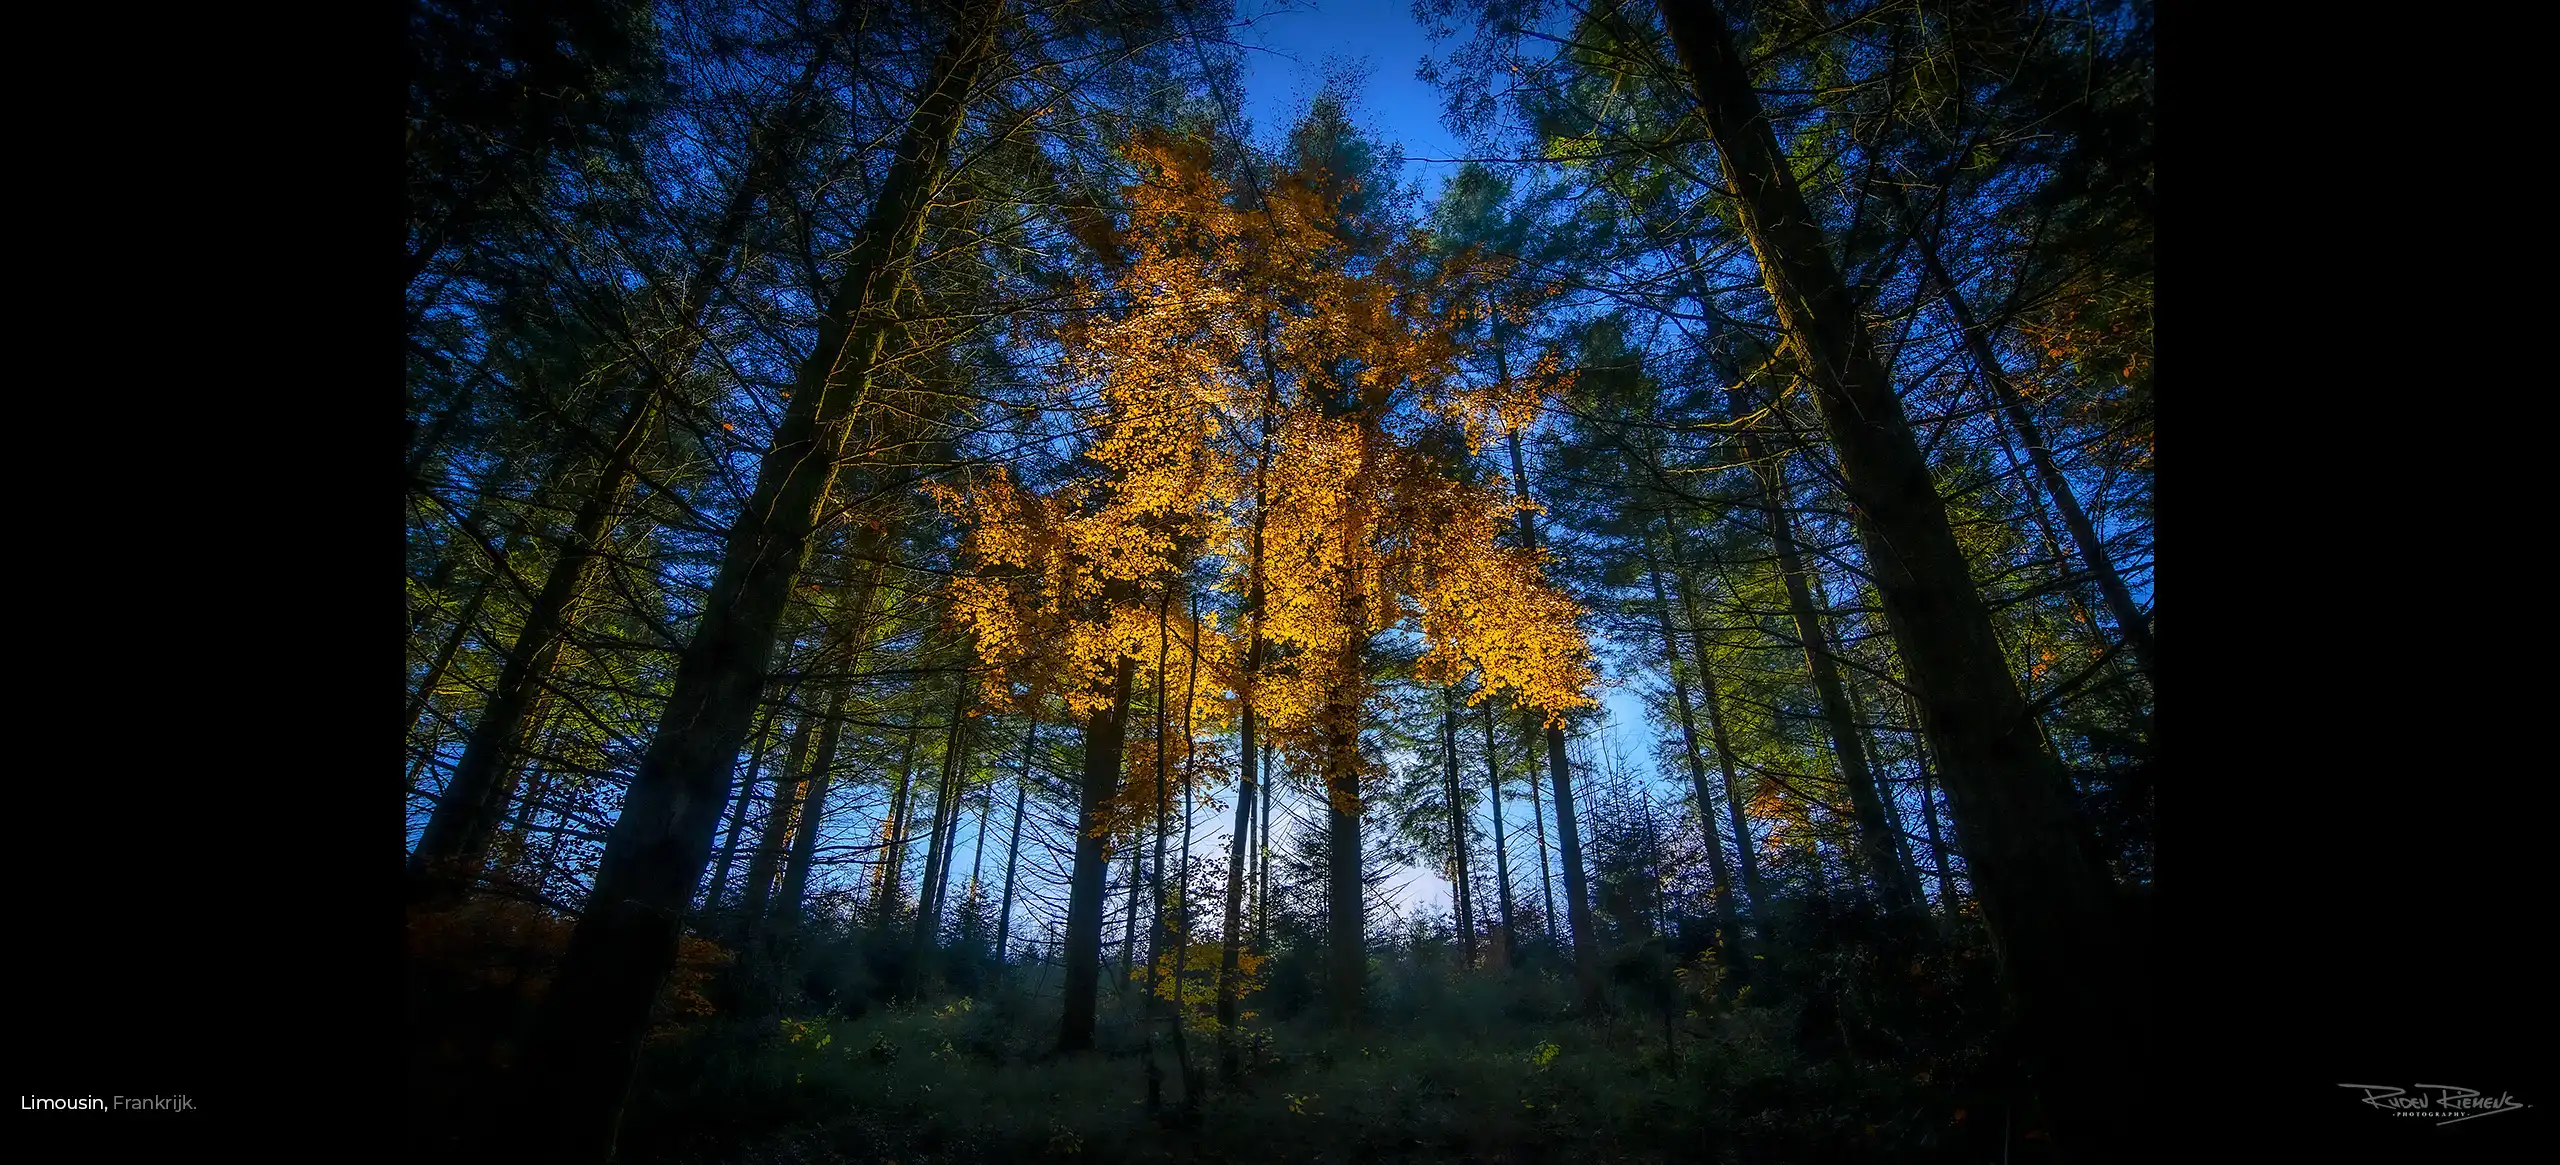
[937,130,1594,1044]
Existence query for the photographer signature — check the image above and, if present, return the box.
[2337,1084,2529,1125]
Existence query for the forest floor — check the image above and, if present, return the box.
[410,899,2049,1164]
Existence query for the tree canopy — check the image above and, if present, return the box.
[404,2,2155,1160]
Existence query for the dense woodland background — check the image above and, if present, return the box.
[403,0,2154,1160]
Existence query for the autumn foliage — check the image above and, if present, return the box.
[933,135,1595,833]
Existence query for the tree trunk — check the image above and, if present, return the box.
[1216,704,1260,1077]
[1734,411,1922,916]
[995,716,1038,963]
[1059,655,1138,1051]
[1838,654,1924,908]
[1219,406,1276,1071]
[511,5,1006,1152]
[1988,400,2108,649]
[1255,739,1274,953]
[1644,549,1742,952]
[966,787,990,913]
[873,719,924,918]
[404,574,492,741]
[774,687,846,929]
[931,794,967,934]
[405,46,826,902]
[1484,699,1517,960]
[1671,559,1770,930]
[701,702,779,919]
[1171,594,1206,1107]
[407,387,653,901]
[736,717,816,930]
[1322,579,1370,1024]
[1505,427,1596,995]
[1525,718,1555,943]
[1637,791,1669,939]
[1658,2,2137,1151]
[406,724,450,811]
[1119,836,1142,994]
[913,673,974,969]
[493,695,570,884]
[1169,796,1202,1097]
[406,486,529,800]
[1141,591,1175,1113]
[1909,694,1961,914]
[1537,711,1596,1001]
[1324,776,1365,1022]
[777,552,889,929]
[1441,690,1476,967]
[930,765,968,938]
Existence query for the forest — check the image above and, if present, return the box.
[402,0,2154,1161]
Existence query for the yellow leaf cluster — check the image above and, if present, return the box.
[1130,940,1267,1031]
[937,131,1595,817]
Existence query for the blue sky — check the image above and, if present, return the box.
[1230,0,1470,200]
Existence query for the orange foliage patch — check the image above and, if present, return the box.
[932,133,1596,830]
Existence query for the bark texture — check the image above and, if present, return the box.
[508,6,1008,1154]
[1657,2,2139,1153]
